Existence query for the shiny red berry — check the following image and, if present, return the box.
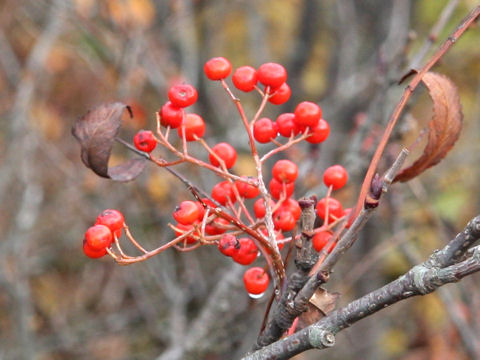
[253,198,275,218]
[204,57,232,80]
[174,223,199,244]
[269,178,294,200]
[272,159,298,184]
[232,237,258,265]
[173,200,201,225]
[312,231,335,253]
[243,267,269,295]
[168,83,198,108]
[257,62,287,89]
[218,234,239,257]
[160,101,184,128]
[134,130,156,153]
[268,82,291,105]
[235,177,260,199]
[95,209,124,237]
[84,224,113,251]
[294,101,322,127]
[273,210,296,232]
[232,66,257,91]
[211,181,236,205]
[253,117,277,143]
[177,113,205,141]
[278,198,301,220]
[276,113,297,137]
[209,142,237,169]
[83,239,107,258]
[194,201,205,221]
[306,118,330,143]
[323,165,348,190]
[316,197,343,223]
[205,217,230,235]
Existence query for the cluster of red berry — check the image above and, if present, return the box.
[83,209,125,258]
[83,57,351,297]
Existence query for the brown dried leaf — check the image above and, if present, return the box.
[72,102,146,181]
[394,72,463,182]
[297,288,340,330]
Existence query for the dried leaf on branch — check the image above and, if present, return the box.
[394,72,463,182]
[72,102,146,181]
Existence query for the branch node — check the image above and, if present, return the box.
[308,326,335,349]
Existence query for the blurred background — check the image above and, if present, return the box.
[1,0,480,359]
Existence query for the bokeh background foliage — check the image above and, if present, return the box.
[0,1,479,359]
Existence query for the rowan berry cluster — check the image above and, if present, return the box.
[83,209,125,258]
[82,57,350,297]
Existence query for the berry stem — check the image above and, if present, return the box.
[220,79,285,287]
[260,131,310,163]
[124,225,149,254]
[251,87,271,127]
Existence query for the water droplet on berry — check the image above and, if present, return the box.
[248,292,265,299]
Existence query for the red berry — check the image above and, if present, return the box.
[316,197,344,223]
[232,237,258,265]
[200,197,217,208]
[209,142,237,169]
[269,178,294,200]
[168,83,198,108]
[173,200,201,225]
[194,201,206,221]
[273,210,296,232]
[253,117,277,143]
[174,223,199,244]
[211,181,236,205]
[177,113,205,141]
[243,267,269,295]
[160,101,184,128]
[133,130,157,153]
[83,239,107,258]
[312,231,335,253]
[323,165,348,190]
[253,198,275,218]
[95,209,125,237]
[268,82,291,105]
[276,113,297,137]
[306,118,330,143]
[232,66,257,91]
[84,224,113,251]
[204,57,232,80]
[257,62,287,89]
[205,217,230,235]
[218,234,239,257]
[272,159,298,184]
[294,101,322,128]
[278,198,301,220]
[235,177,260,199]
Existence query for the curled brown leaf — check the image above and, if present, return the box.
[394,72,463,183]
[72,102,146,182]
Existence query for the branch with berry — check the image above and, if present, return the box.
[72,4,480,358]
[73,56,348,296]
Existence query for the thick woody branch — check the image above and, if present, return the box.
[253,198,318,349]
[244,215,480,360]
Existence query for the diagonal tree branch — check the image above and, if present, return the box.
[244,215,480,359]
